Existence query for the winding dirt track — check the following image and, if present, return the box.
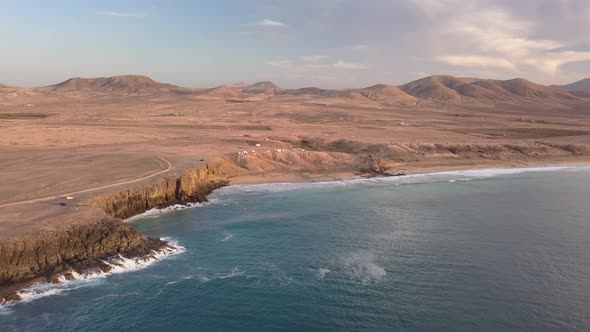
[0,157,172,209]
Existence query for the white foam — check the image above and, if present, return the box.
[317,268,331,279]
[433,165,574,178]
[197,267,244,283]
[342,251,387,284]
[0,300,14,315]
[221,232,234,242]
[7,239,185,305]
[125,202,207,222]
[214,164,590,196]
[197,275,211,283]
[217,267,244,279]
[448,178,473,183]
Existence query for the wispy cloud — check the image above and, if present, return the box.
[414,2,590,76]
[333,60,366,70]
[300,55,329,62]
[257,19,286,28]
[97,11,148,18]
[266,58,366,72]
[437,55,516,69]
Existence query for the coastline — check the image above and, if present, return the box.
[2,148,590,306]
[129,160,590,223]
[229,156,590,186]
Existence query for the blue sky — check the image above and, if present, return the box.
[1,0,590,88]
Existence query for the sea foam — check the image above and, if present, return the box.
[221,232,234,242]
[317,268,332,279]
[342,251,387,284]
[214,164,590,196]
[197,267,245,283]
[125,202,207,222]
[10,239,185,305]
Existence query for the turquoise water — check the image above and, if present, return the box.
[2,166,590,331]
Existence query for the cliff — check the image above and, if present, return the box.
[1,143,589,304]
[0,160,233,304]
[90,160,232,219]
[0,216,168,302]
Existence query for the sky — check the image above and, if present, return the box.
[1,0,589,88]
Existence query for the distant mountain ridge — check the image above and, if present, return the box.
[198,86,245,98]
[241,81,280,94]
[399,75,580,105]
[10,74,587,106]
[359,84,417,106]
[552,78,590,94]
[44,75,191,95]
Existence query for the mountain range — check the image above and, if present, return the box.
[2,74,589,107]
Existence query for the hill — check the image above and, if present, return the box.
[277,87,357,98]
[359,84,417,106]
[43,75,191,95]
[400,75,473,103]
[552,78,590,94]
[242,81,280,94]
[400,75,580,105]
[197,86,245,99]
[223,81,249,88]
[483,78,577,101]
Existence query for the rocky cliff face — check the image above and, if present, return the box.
[0,216,168,303]
[0,161,234,304]
[90,161,232,219]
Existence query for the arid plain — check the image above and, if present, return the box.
[2,75,590,240]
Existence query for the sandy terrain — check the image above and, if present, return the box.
[1,75,590,241]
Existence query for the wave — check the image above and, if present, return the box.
[342,251,386,284]
[7,239,185,306]
[434,165,575,178]
[448,178,472,183]
[221,232,234,242]
[214,164,590,196]
[125,202,208,222]
[197,267,245,283]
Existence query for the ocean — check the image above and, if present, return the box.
[2,166,590,331]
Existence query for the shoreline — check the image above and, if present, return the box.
[128,159,590,222]
[2,150,590,306]
[4,158,590,308]
[229,157,590,186]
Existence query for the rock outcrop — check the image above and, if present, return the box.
[0,160,233,304]
[90,161,231,219]
[0,216,168,302]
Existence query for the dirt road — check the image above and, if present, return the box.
[0,157,172,209]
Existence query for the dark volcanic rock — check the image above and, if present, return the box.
[0,216,170,303]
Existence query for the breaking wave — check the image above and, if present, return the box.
[125,202,208,222]
[221,232,234,242]
[6,239,185,306]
